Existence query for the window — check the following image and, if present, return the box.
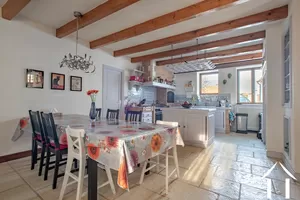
[200,72,219,94]
[237,68,263,103]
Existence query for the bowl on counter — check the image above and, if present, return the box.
[181,103,193,109]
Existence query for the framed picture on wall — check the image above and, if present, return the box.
[26,69,44,89]
[51,73,65,90]
[70,76,82,91]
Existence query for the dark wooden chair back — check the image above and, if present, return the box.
[96,108,101,120]
[28,110,45,142]
[106,109,119,120]
[40,112,60,148]
[125,111,142,122]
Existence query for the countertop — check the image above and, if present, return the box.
[161,107,217,112]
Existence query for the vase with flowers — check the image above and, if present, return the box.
[87,90,99,121]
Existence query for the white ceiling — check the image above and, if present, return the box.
[0,0,290,59]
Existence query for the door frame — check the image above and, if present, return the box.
[102,65,124,119]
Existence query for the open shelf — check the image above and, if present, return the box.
[143,81,176,90]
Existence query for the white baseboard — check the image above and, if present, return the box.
[266,151,283,159]
[282,153,300,182]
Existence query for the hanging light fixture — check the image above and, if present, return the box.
[59,11,95,73]
[166,39,216,73]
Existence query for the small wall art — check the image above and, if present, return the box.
[26,69,44,89]
[70,76,82,91]
[51,73,65,90]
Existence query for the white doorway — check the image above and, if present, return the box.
[102,65,123,119]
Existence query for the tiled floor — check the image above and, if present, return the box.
[1,133,300,200]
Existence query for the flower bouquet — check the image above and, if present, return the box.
[87,90,99,121]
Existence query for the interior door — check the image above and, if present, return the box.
[103,65,123,118]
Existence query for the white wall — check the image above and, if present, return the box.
[0,17,137,156]
[174,73,198,96]
[218,68,237,104]
[264,22,284,157]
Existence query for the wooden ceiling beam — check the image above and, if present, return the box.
[212,52,262,64]
[114,5,288,57]
[1,0,31,20]
[156,43,263,66]
[131,31,265,63]
[56,0,139,38]
[90,0,239,48]
[174,59,262,74]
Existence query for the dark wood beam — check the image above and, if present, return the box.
[156,44,263,66]
[131,31,265,63]
[90,0,239,48]
[174,59,263,74]
[114,5,288,57]
[1,0,31,20]
[56,0,139,38]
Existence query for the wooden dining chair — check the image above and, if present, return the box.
[29,110,46,174]
[139,120,180,195]
[125,110,142,122]
[40,112,70,189]
[96,108,101,120]
[59,126,115,200]
[106,109,119,120]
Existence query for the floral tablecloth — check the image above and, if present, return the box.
[12,115,184,190]
[12,114,78,144]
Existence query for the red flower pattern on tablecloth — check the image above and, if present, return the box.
[151,134,162,152]
[20,118,28,129]
[117,157,128,189]
[167,128,175,134]
[87,143,100,160]
[105,137,119,148]
[59,133,68,145]
[130,150,139,167]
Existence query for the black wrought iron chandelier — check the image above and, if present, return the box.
[59,11,95,73]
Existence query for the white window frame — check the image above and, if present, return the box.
[237,67,263,104]
[199,72,219,95]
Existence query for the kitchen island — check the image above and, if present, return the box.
[161,107,216,148]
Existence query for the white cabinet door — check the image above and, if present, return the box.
[163,111,185,139]
[215,110,225,133]
[184,113,206,142]
[207,114,215,140]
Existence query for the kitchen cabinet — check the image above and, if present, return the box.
[215,110,225,133]
[162,109,184,138]
[162,108,215,148]
[215,108,230,134]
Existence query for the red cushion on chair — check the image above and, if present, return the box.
[50,142,68,150]
[35,134,42,141]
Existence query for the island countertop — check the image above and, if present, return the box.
[161,107,216,112]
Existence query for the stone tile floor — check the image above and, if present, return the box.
[1,133,299,200]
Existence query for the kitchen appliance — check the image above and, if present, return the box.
[236,113,248,134]
[155,108,163,122]
[219,100,226,107]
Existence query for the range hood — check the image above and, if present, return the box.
[143,81,176,90]
[141,60,176,90]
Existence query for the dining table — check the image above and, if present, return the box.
[13,114,184,200]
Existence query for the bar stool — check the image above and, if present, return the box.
[59,126,116,200]
[139,120,180,195]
